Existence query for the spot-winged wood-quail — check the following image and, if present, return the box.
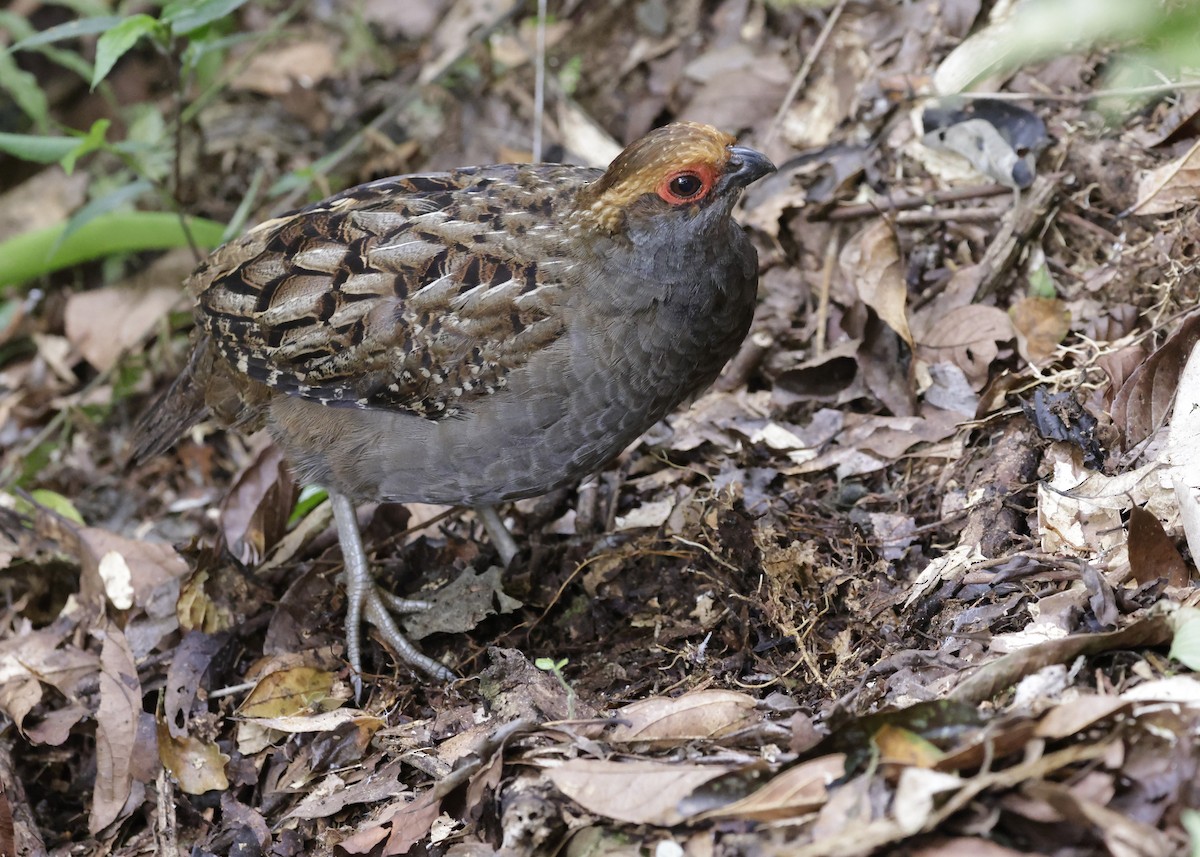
[131,121,775,689]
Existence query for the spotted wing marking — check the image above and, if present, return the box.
[196,169,571,419]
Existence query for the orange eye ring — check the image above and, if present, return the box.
[656,166,716,205]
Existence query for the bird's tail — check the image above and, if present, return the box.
[126,338,212,466]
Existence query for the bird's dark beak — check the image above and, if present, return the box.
[724,145,776,188]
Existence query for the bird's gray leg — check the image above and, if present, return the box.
[330,492,453,699]
[476,504,519,565]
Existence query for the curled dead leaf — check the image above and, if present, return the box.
[840,221,914,347]
[1129,137,1200,215]
[1112,312,1200,449]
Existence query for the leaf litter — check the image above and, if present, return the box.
[4,0,1200,855]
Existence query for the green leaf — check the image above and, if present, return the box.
[0,212,226,288]
[60,118,111,173]
[179,28,244,84]
[39,43,96,82]
[0,11,100,84]
[1027,262,1056,299]
[16,443,55,487]
[162,0,249,35]
[0,296,22,334]
[0,50,49,129]
[28,489,86,525]
[0,132,79,163]
[287,486,328,527]
[7,15,123,52]
[58,179,154,246]
[92,14,163,89]
[49,0,110,15]
[1183,809,1200,857]
[1170,607,1200,671]
[0,10,35,39]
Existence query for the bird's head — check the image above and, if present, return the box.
[575,122,775,236]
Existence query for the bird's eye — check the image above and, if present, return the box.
[657,168,713,205]
[670,174,702,198]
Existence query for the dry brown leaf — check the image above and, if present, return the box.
[1096,343,1149,405]
[242,709,382,735]
[787,411,961,478]
[892,768,968,834]
[773,338,862,403]
[1166,343,1200,562]
[287,762,409,821]
[402,564,522,640]
[1129,137,1200,215]
[236,708,382,757]
[914,305,1014,389]
[950,613,1173,704]
[177,569,235,635]
[338,821,391,857]
[220,443,298,566]
[382,791,442,855]
[696,755,845,822]
[164,631,224,739]
[1034,694,1127,740]
[840,220,914,347]
[613,498,674,531]
[912,837,1030,857]
[90,625,141,832]
[874,724,945,767]
[239,666,338,718]
[0,674,43,737]
[1127,506,1190,587]
[1036,447,1177,558]
[231,41,337,95]
[547,759,735,826]
[156,720,230,795]
[607,690,758,745]
[0,167,87,242]
[1010,296,1070,365]
[1022,780,1175,856]
[0,624,89,734]
[23,702,88,746]
[63,251,192,371]
[78,527,188,616]
[740,169,809,238]
[679,43,792,140]
[1112,312,1200,448]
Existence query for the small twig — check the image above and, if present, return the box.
[169,39,201,262]
[892,205,1010,225]
[815,229,838,357]
[823,183,1012,222]
[973,173,1059,301]
[953,78,1200,104]
[0,741,47,857]
[532,0,547,162]
[715,330,772,392]
[1056,208,1120,244]
[765,0,848,147]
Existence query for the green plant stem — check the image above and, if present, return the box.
[0,211,225,287]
